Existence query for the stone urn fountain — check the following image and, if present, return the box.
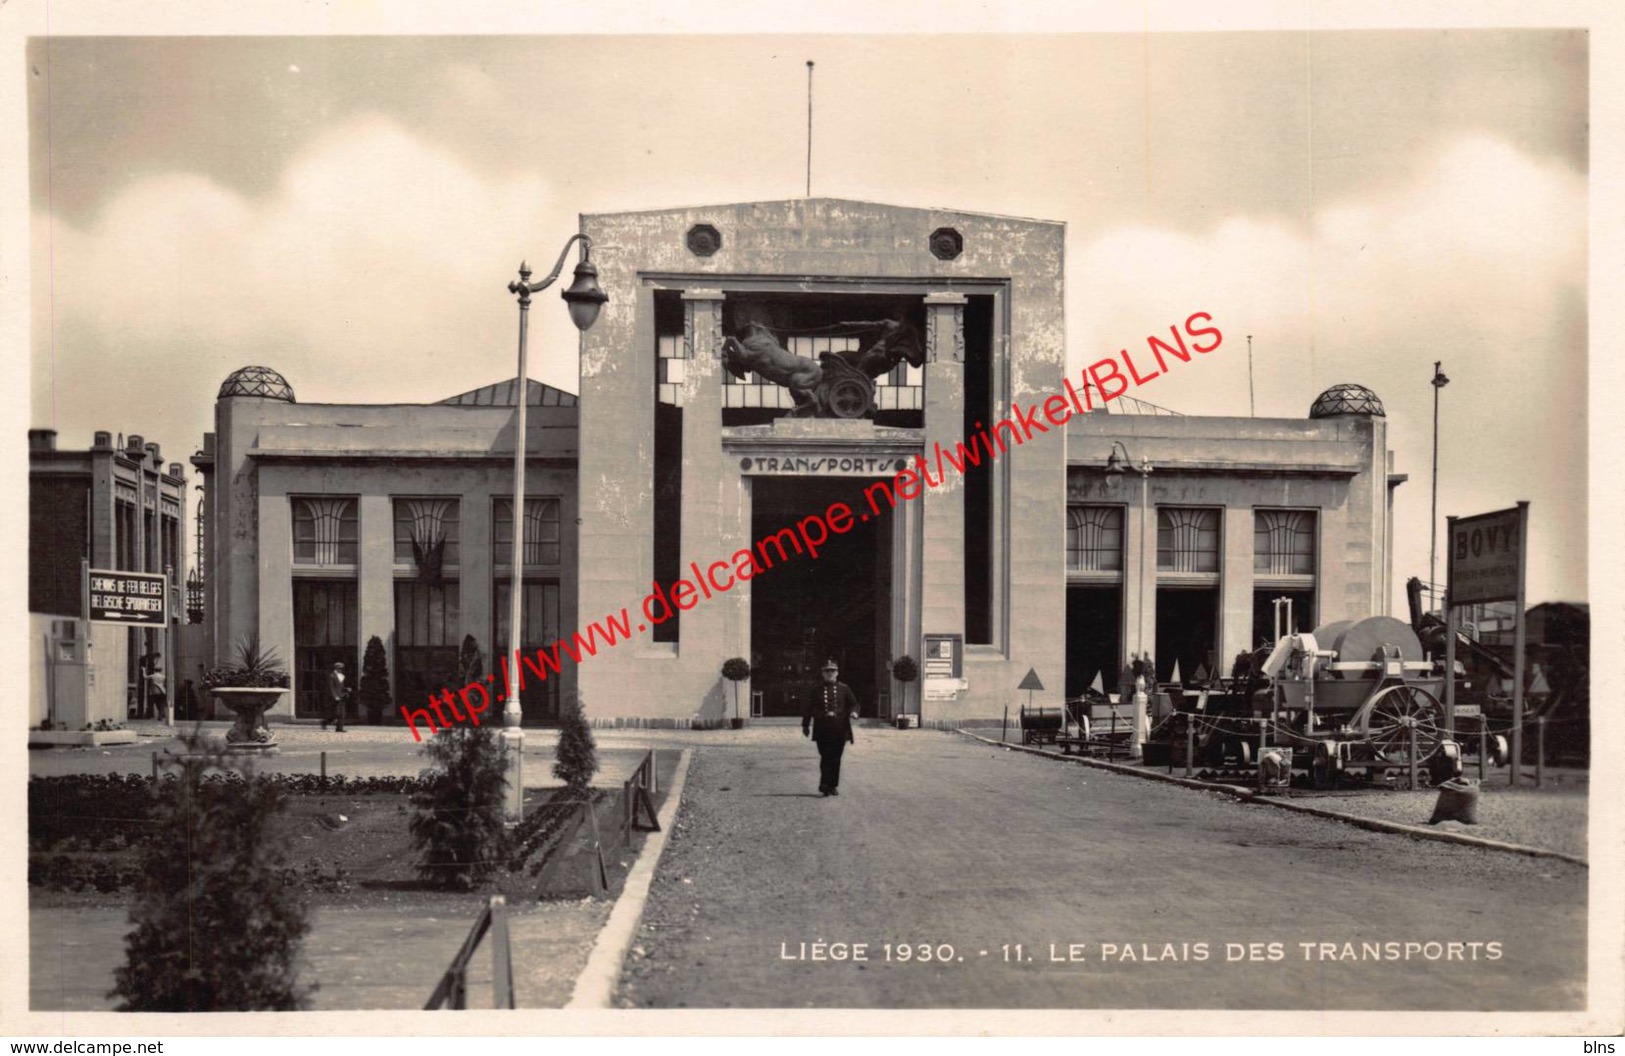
[211,687,285,751]
[203,637,289,752]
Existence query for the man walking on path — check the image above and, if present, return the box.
[324,661,348,733]
[802,659,858,796]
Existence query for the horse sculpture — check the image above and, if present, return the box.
[721,322,824,413]
[720,316,925,418]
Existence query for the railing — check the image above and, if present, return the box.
[622,749,662,845]
[425,895,516,1010]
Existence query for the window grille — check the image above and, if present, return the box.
[393,499,460,575]
[493,498,562,567]
[293,497,358,565]
[1254,510,1316,576]
[1066,506,1124,572]
[1157,508,1220,573]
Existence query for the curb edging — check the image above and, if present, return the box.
[564,747,694,1009]
[957,729,1587,867]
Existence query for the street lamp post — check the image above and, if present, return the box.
[503,235,608,822]
[1105,441,1152,759]
[1429,361,1450,612]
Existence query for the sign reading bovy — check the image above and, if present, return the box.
[1448,506,1523,605]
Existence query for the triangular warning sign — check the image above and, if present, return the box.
[1017,668,1045,692]
[1170,659,1182,684]
[1089,671,1105,694]
[1528,664,1551,695]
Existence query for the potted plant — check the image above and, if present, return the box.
[891,655,919,728]
[721,657,751,730]
[201,636,291,751]
[359,635,391,725]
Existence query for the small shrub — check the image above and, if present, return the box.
[110,736,313,1011]
[457,635,484,686]
[409,726,509,890]
[553,691,598,798]
[359,635,391,724]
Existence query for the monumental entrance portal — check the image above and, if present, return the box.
[575,199,1067,726]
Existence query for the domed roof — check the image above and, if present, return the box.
[1309,383,1384,419]
[218,366,296,402]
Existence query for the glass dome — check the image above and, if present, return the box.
[1309,383,1384,419]
[218,366,296,402]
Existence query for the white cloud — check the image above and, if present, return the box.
[36,114,571,414]
[1067,135,1587,602]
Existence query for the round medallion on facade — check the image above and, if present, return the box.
[686,223,722,258]
[740,458,753,472]
[1308,383,1385,419]
[928,227,964,261]
[218,365,296,402]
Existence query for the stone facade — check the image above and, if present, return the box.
[188,199,1399,727]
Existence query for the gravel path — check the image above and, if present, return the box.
[618,728,1586,1010]
[1282,786,1588,859]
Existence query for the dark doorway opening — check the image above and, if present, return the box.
[1252,589,1315,652]
[750,476,892,718]
[1155,587,1219,684]
[294,579,358,720]
[1066,585,1122,699]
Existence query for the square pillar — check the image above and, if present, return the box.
[256,493,295,718]
[919,292,967,649]
[677,290,736,665]
[1221,506,1254,662]
[357,493,396,707]
[1120,477,1156,667]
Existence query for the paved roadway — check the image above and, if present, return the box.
[617,728,1586,1010]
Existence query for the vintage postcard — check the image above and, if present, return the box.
[2,0,1620,1041]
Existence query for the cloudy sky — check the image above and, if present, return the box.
[21,25,1589,606]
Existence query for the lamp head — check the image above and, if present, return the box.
[562,258,608,332]
[1104,449,1126,476]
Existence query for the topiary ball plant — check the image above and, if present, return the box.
[891,654,919,719]
[721,657,752,723]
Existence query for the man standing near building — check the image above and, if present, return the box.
[324,661,348,733]
[802,659,858,796]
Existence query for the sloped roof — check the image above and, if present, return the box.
[437,378,578,408]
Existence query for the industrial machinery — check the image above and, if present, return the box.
[1262,611,1465,788]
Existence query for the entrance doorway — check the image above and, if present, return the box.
[1155,586,1219,684]
[750,476,893,718]
[1066,585,1122,699]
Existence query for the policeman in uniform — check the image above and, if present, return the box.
[802,659,858,796]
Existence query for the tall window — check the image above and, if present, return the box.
[1254,510,1317,576]
[394,580,461,708]
[161,514,180,576]
[293,580,357,718]
[493,498,561,567]
[394,499,460,573]
[494,579,562,723]
[292,497,358,565]
[1157,508,1220,573]
[115,500,136,570]
[1067,506,1124,572]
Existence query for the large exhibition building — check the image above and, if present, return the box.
[191,199,1403,727]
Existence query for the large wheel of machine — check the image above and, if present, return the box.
[1356,683,1445,766]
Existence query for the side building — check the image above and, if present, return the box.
[28,428,190,730]
[191,371,581,724]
